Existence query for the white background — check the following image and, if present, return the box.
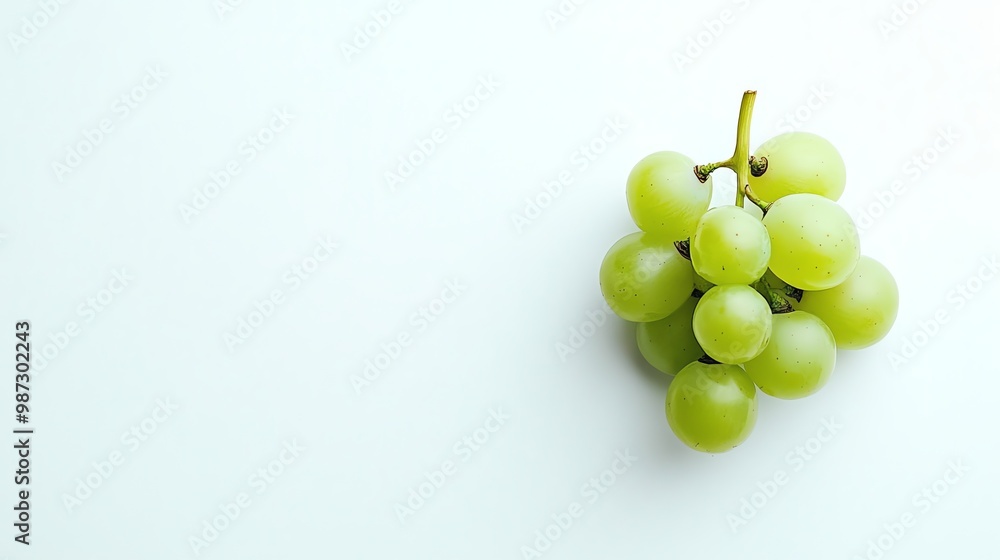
[2,0,999,559]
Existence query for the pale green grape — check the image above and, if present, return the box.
[599,232,693,322]
[744,311,836,399]
[692,285,772,364]
[626,152,712,241]
[691,205,771,285]
[763,193,860,291]
[750,132,846,201]
[665,361,757,453]
[797,256,899,349]
[636,297,703,376]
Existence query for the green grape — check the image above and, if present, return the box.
[690,205,771,285]
[599,232,693,322]
[763,193,860,291]
[665,361,757,453]
[744,311,836,399]
[636,297,703,376]
[797,256,899,349]
[750,132,846,201]
[626,152,712,241]
[692,285,772,364]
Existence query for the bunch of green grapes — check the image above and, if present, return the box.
[599,91,899,454]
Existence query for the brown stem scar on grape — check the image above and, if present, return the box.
[749,156,768,177]
[674,239,691,261]
[693,165,709,183]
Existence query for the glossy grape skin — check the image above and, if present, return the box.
[797,256,899,349]
[763,193,860,291]
[599,232,693,322]
[636,298,703,376]
[691,205,771,285]
[692,285,772,364]
[626,152,712,241]
[666,361,758,453]
[744,311,836,399]
[750,132,846,201]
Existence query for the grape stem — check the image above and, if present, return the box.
[783,284,804,303]
[753,278,794,314]
[693,90,758,207]
[743,184,772,213]
[761,272,804,302]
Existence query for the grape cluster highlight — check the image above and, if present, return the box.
[599,91,899,453]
